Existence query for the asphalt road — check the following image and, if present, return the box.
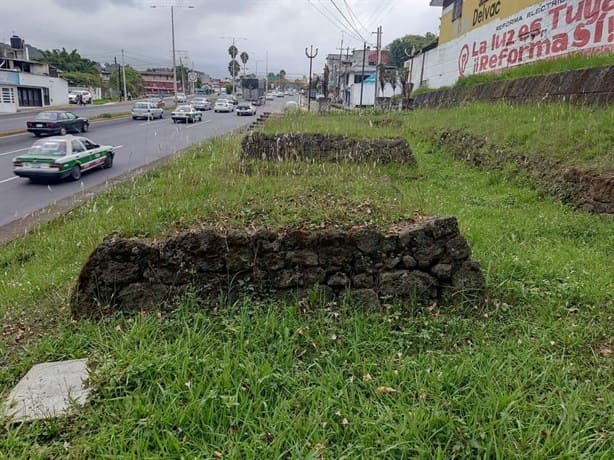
[0,98,290,229]
[0,101,137,134]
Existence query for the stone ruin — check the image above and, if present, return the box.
[70,216,485,319]
[240,132,417,165]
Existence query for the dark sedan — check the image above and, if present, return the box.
[26,111,90,137]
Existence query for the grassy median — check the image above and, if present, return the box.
[0,106,612,458]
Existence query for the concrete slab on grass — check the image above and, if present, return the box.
[3,358,90,422]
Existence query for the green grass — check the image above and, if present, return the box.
[454,53,614,89]
[263,105,614,171]
[92,97,120,105]
[411,54,614,95]
[0,108,612,457]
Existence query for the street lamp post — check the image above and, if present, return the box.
[151,4,193,102]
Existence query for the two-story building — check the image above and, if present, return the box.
[326,48,398,107]
[407,0,614,89]
[0,35,68,113]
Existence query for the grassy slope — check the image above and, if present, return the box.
[0,108,612,458]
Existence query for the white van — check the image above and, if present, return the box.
[131,101,164,120]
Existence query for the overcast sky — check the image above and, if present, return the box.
[3,0,442,79]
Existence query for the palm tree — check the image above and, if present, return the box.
[239,52,249,76]
[279,69,286,90]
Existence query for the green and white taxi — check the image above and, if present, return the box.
[13,135,115,182]
[171,104,203,123]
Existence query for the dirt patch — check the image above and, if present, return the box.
[432,128,613,213]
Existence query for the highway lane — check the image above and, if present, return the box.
[0,101,137,134]
[0,98,290,229]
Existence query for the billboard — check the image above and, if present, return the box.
[418,0,614,88]
[457,0,614,77]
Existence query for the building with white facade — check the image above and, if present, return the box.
[0,36,68,113]
[325,48,400,107]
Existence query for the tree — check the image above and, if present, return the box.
[228,60,240,79]
[387,67,398,95]
[377,63,386,93]
[109,66,144,98]
[239,51,249,76]
[387,33,438,68]
[322,65,330,97]
[279,69,287,90]
[38,48,99,74]
[398,66,412,102]
[61,71,102,88]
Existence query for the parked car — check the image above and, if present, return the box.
[26,111,89,137]
[236,102,256,116]
[214,100,233,113]
[13,135,114,182]
[131,101,164,120]
[68,90,92,104]
[175,92,187,103]
[192,97,212,111]
[171,105,203,123]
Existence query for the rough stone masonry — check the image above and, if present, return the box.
[70,216,484,319]
[240,132,417,165]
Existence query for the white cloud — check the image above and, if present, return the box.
[3,0,441,78]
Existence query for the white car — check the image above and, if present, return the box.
[236,102,256,116]
[214,100,233,112]
[171,105,203,123]
[69,90,92,104]
[192,97,212,111]
[175,93,187,103]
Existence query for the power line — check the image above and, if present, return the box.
[328,0,366,42]
[306,0,363,43]
[342,0,370,38]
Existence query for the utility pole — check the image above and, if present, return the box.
[114,56,121,99]
[265,50,269,100]
[151,4,194,101]
[373,25,382,104]
[360,42,367,107]
[336,32,344,101]
[179,56,184,93]
[121,49,128,101]
[305,45,318,112]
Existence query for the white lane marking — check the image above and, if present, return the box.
[0,176,18,184]
[182,119,211,129]
[0,147,28,157]
[112,145,124,150]
[138,119,166,127]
